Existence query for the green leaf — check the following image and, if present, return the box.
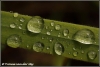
[1,11,99,64]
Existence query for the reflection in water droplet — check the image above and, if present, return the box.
[20,18,25,22]
[73,29,95,44]
[47,31,51,35]
[63,29,69,36]
[55,24,61,30]
[33,42,44,52]
[7,34,22,48]
[51,22,54,26]
[10,24,16,28]
[87,51,97,60]
[14,13,18,17]
[27,16,44,33]
[73,52,78,57]
[54,43,64,55]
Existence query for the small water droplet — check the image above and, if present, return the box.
[22,31,26,35]
[81,58,83,59]
[73,29,95,44]
[51,30,53,31]
[63,29,69,36]
[73,47,76,51]
[47,31,51,35]
[68,52,71,54]
[27,16,44,33]
[58,34,60,37]
[27,45,29,48]
[45,26,48,29]
[20,18,25,22]
[54,43,64,55]
[10,11,13,13]
[51,22,54,26]
[7,34,22,48]
[98,50,99,52]
[42,37,45,39]
[14,13,18,17]
[46,46,50,50]
[55,24,61,30]
[20,24,22,26]
[33,42,44,52]
[81,50,84,54]
[19,26,22,29]
[49,38,53,42]
[73,52,78,57]
[10,23,16,28]
[87,51,97,60]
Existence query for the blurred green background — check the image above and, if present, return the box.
[1,1,99,66]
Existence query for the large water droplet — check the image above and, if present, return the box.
[14,13,18,17]
[73,29,95,44]
[27,16,44,33]
[63,29,69,36]
[73,52,78,57]
[87,51,97,60]
[47,31,51,35]
[33,42,44,52]
[54,43,64,55]
[10,23,16,28]
[7,34,22,48]
[55,24,61,30]
[51,22,54,26]
[20,18,25,22]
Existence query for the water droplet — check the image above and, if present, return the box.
[10,11,13,13]
[7,34,22,48]
[81,58,83,59]
[55,24,61,30]
[27,16,44,33]
[51,22,54,26]
[81,50,84,54]
[98,50,99,52]
[49,38,53,42]
[33,42,44,52]
[10,23,16,28]
[45,26,48,29]
[41,37,45,39]
[54,43,64,55]
[58,35,60,37]
[27,45,29,48]
[73,52,78,57]
[51,30,53,31]
[73,29,95,44]
[63,29,69,36]
[68,52,71,54]
[73,47,76,51]
[20,24,22,26]
[22,31,26,35]
[46,46,50,50]
[87,51,97,60]
[20,18,25,22]
[19,26,22,29]
[14,13,18,17]
[47,31,51,35]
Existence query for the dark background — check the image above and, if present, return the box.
[1,1,99,66]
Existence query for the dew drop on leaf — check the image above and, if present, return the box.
[18,26,22,29]
[47,31,51,35]
[27,16,44,33]
[51,22,54,26]
[73,29,95,44]
[55,24,61,30]
[13,13,18,17]
[46,46,50,50]
[73,51,78,57]
[73,47,76,51]
[54,42,64,55]
[33,42,44,52]
[20,18,25,22]
[7,34,22,48]
[63,29,69,36]
[87,51,97,60]
[10,23,16,28]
